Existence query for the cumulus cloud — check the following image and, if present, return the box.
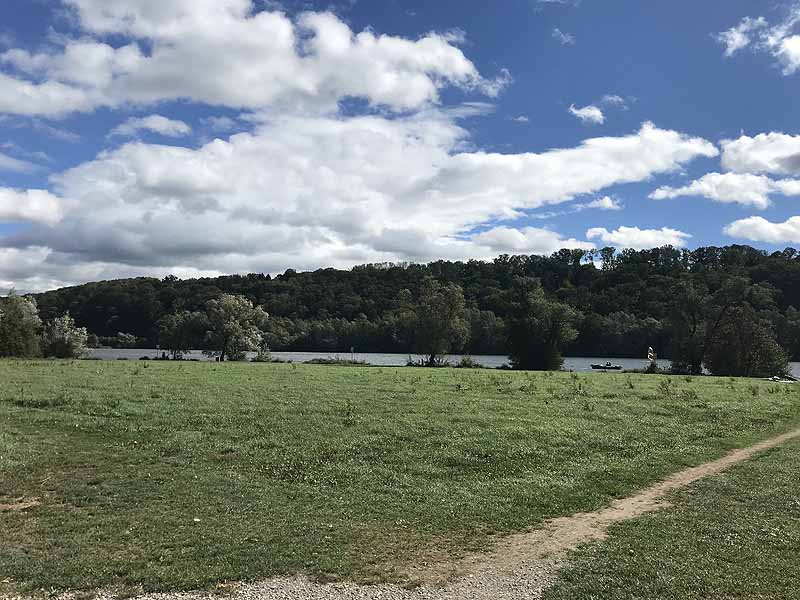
[721,132,800,175]
[586,226,692,249]
[724,216,800,244]
[0,1,509,117]
[472,226,593,254]
[569,103,605,124]
[0,119,716,289]
[717,7,800,74]
[110,114,192,138]
[650,172,800,209]
[0,188,63,225]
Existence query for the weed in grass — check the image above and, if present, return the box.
[749,384,760,397]
[342,398,359,427]
[625,377,635,390]
[11,388,72,409]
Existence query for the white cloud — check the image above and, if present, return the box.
[721,132,800,175]
[472,226,593,254]
[581,196,622,211]
[724,216,800,244]
[586,226,692,249]
[202,116,241,132]
[0,73,97,118]
[0,152,38,173]
[0,119,716,289]
[569,103,605,124]
[717,7,800,74]
[650,172,800,209]
[0,2,509,117]
[600,94,628,109]
[716,16,768,57]
[0,188,63,225]
[511,115,530,123]
[552,28,575,46]
[110,114,192,138]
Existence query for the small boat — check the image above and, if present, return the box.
[591,362,623,371]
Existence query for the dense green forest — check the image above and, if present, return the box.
[32,245,800,361]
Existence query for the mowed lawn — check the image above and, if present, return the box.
[1,360,799,593]
[544,436,800,600]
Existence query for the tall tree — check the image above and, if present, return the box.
[205,294,268,361]
[157,311,209,358]
[41,312,89,359]
[668,281,709,375]
[704,305,788,377]
[413,278,469,366]
[506,277,581,371]
[0,291,42,358]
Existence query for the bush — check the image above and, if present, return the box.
[455,356,483,369]
[305,356,368,366]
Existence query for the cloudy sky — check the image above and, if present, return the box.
[2,0,800,292]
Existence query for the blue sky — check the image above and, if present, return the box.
[1,0,800,291]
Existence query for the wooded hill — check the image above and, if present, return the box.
[32,245,800,360]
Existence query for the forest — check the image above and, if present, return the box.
[28,244,800,368]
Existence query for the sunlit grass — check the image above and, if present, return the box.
[545,437,800,600]
[1,360,799,593]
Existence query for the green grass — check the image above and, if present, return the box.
[1,361,799,593]
[544,437,800,600]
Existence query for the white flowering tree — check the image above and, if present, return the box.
[41,312,89,359]
[0,291,42,357]
[205,294,268,361]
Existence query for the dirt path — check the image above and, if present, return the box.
[6,427,800,600]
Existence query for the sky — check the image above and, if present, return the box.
[2,0,800,292]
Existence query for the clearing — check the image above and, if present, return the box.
[1,360,799,597]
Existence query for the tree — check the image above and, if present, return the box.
[668,281,709,375]
[704,305,788,377]
[41,312,89,358]
[205,294,268,361]
[506,277,581,371]
[157,311,209,358]
[0,291,42,357]
[413,278,469,366]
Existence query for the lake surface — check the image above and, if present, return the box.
[87,349,800,376]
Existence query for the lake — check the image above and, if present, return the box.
[83,348,800,377]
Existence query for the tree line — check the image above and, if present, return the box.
[7,244,799,376]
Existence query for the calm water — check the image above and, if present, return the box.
[85,348,800,376]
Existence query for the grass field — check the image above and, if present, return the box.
[544,436,800,600]
[1,360,799,594]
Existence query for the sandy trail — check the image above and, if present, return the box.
[5,427,800,600]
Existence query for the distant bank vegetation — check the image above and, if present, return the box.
[3,244,798,377]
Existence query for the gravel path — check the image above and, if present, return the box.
[5,426,800,600]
